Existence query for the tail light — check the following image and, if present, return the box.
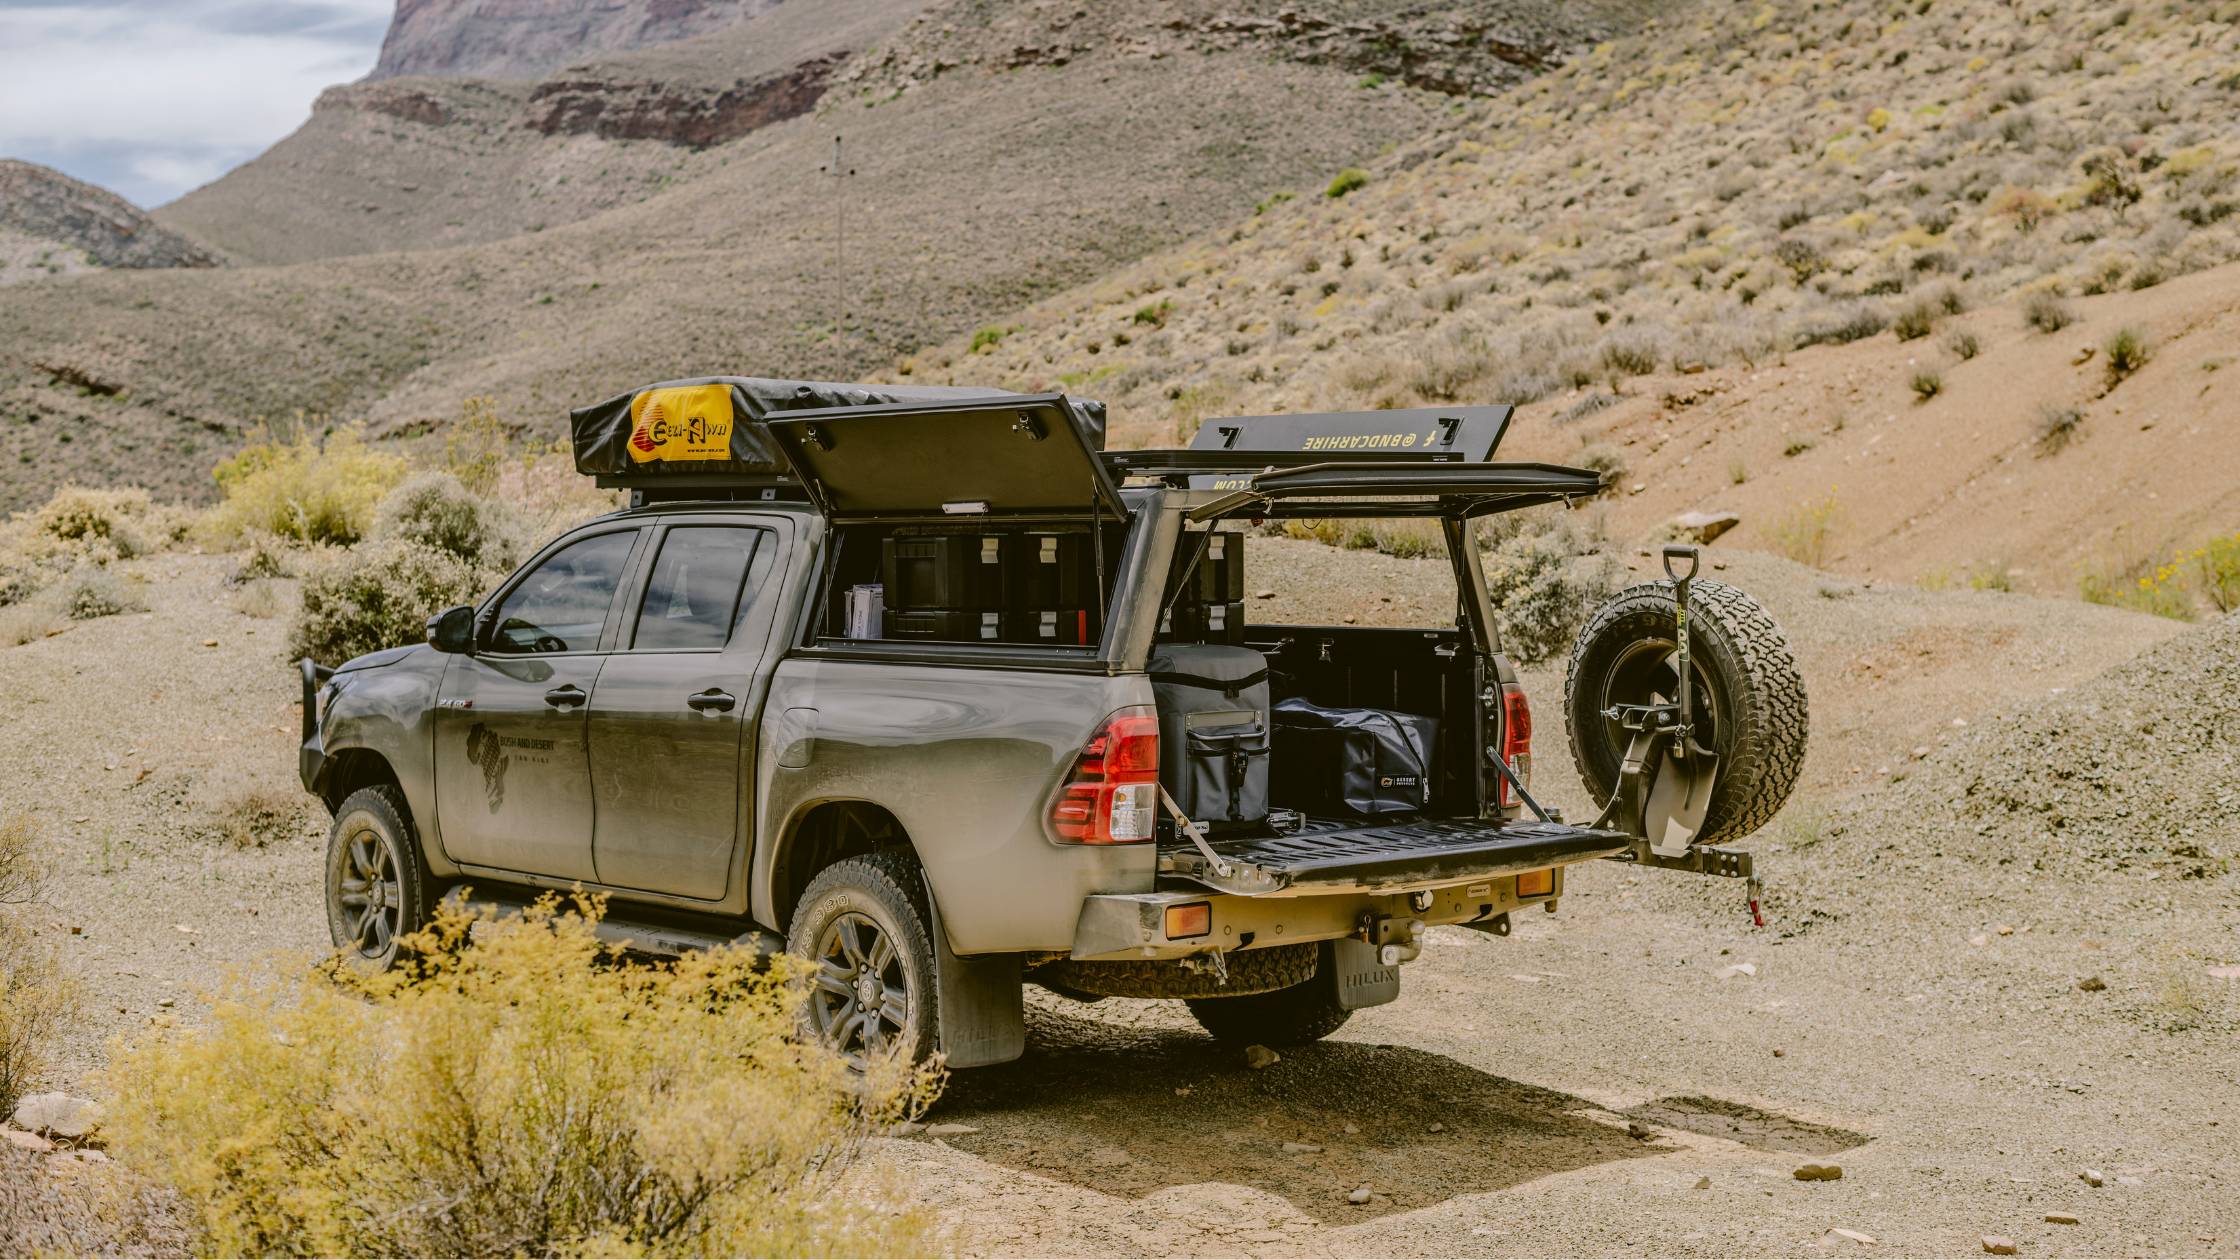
[1052,707,1160,844]
[1495,682,1533,810]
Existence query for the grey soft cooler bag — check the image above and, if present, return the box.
[1147,644,1270,829]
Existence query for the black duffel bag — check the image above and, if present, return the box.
[1270,698,1439,817]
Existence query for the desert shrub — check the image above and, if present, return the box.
[1910,368,1944,402]
[1943,327,1981,360]
[2184,534,2240,614]
[445,396,511,495]
[229,579,289,620]
[1576,443,1627,493]
[1326,167,1370,199]
[1791,303,1887,348]
[56,564,145,620]
[103,895,935,1258]
[371,472,523,571]
[968,325,1009,353]
[227,531,299,585]
[1891,299,1939,341]
[2023,290,2075,333]
[2081,561,2193,620]
[190,764,309,849]
[0,815,75,1114]
[1131,298,1172,328]
[1728,456,1748,485]
[204,426,409,546]
[1599,334,1662,377]
[1479,517,1624,664]
[290,539,485,663]
[34,485,163,558]
[2035,404,2084,453]
[2102,325,2151,389]
[0,602,63,647]
[1768,491,1841,567]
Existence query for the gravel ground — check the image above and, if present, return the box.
[6,540,2234,1257]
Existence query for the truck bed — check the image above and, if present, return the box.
[1158,816,1632,897]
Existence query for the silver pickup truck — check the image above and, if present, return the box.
[300,379,1805,1070]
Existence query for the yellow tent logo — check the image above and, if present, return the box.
[627,384,735,463]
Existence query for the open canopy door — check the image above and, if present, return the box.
[1184,460,1605,522]
[766,393,1125,520]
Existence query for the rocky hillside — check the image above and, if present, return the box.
[915,0,2240,587]
[6,0,1655,507]
[371,0,779,80]
[0,161,219,286]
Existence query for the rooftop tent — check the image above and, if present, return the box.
[570,376,1109,483]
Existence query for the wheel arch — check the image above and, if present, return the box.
[320,747,402,816]
[767,798,916,930]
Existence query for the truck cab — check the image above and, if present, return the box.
[303,378,1801,1071]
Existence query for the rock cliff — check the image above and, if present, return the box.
[370,0,783,80]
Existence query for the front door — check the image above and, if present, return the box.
[587,521,784,899]
[434,526,642,880]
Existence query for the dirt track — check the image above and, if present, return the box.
[7,544,2235,1257]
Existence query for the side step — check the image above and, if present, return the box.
[447,889,783,960]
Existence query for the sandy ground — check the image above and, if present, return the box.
[6,542,2235,1256]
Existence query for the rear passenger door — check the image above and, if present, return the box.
[586,518,786,900]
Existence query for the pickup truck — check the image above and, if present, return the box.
[300,378,1805,1070]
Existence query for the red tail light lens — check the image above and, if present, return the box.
[1052,707,1160,844]
[1496,683,1533,809]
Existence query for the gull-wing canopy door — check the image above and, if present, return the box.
[1180,460,1606,523]
[766,393,1124,521]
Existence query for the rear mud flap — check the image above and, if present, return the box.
[926,883,1026,1069]
[1326,938,1401,1011]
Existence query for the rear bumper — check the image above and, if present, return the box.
[1073,864,1571,962]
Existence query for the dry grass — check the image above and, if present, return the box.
[0,814,76,1113]
[202,424,408,547]
[189,764,310,849]
[104,894,939,1257]
[1768,491,1842,569]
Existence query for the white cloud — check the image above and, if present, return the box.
[0,0,392,206]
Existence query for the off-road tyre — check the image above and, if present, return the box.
[1564,578,1808,845]
[787,851,940,1070]
[1185,944,1352,1045]
[324,785,435,972]
[1038,942,1317,1000]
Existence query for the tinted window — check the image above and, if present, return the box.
[631,526,763,650]
[487,531,636,654]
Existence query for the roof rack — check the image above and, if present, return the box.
[1101,447,1465,487]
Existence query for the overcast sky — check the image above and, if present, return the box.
[0,0,393,208]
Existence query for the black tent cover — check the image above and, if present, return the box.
[570,375,1108,481]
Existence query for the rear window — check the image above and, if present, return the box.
[631,526,765,650]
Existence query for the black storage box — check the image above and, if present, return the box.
[1270,698,1439,817]
[1010,607,1100,646]
[1161,599,1246,645]
[1148,644,1271,829]
[884,607,1008,642]
[1168,530,1246,603]
[882,531,1009,610]
[1015,530,1098,609]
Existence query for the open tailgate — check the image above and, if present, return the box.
[1161,817,1633,898]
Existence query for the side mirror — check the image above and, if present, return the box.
[427,605,476,653]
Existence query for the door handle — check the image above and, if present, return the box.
[687,688,737,713]
[543,685,587,709]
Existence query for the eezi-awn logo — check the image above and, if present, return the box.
[626,384,735,463]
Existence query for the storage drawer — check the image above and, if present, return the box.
[881,531,1009,610]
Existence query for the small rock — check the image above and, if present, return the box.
[1773,1048,1786,1057]
[1995,924,2014,936]
[202,638,219,648]
[2076,976,2106,992]
[1346,1185,1373,1205]
[1343,1122,1360,1135]
[1281,1141,1324,1154]
[1718,962,1758,979]
[924,1122,979,1138]
[2078,1168,2105,1187]
[1669,510,1741,545]
[1969,934,1990,947]
[1911,745,1931,759]
[1,1127,54,1153]
[1427,1121,1445,1133]
[1244,1044,1281,1070]
[2208,965,2240,980]
[1626,1121,1654,1140]
[1693,1176,1712,1190]
[2044,1213,2079,1225]
[1981,1236,2017,1255]
[157,997,174,1008]
[1829,1227,1877,1245]
[1793,1162,1843,1181]
[2071,345,2095,364]
[1254,589,1276,599]
[11,1093,101,1140]
[1628,483,1646,496]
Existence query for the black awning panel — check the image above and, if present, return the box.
[766,394,1125,519]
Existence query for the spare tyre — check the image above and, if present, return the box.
[1562,579,1807,845]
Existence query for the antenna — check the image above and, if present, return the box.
[817,134,857,321]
